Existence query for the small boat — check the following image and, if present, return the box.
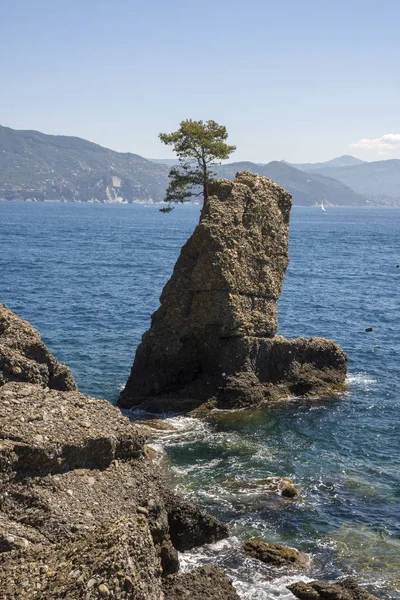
[321,201,326,212]
[159,205,175,213]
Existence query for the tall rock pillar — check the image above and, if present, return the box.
[118,172,347,411]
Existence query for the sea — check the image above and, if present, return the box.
[1,201,399,599]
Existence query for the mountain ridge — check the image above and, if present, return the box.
[287,155,365,171]
[214,161,370,206]
[0,125,169,203]
[1,125,395,205]
[300,159,400,202]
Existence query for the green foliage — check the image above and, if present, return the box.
[159,119,236,203]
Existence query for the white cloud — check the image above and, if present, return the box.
[350,133,400,154]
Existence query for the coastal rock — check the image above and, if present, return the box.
[222,476,298,498]
[163,490,230,551]
[287,578,378,600]
[244,539,309,569]
[0,519,162,600]
[0,381,230,597]
[254,476,299,498]
[0,382,144,475]
[136,418,178,432]
[0,304,76,391]
[119,172,347,411]
[163,566,240,600]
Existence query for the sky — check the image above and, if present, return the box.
[1,0,400,163]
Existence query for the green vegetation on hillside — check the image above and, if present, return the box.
[0,125,169,202]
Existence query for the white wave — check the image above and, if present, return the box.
[146,442,166,455]
[346,372,377,390]
[178,537,314,599]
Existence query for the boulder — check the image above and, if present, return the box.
[244,539,309,569]
[162,565,240,600]
[163,490,230,552]
[222,476,298,498]
[287,578,378,600]
[255,476,299,498]
[119,172,347,412]
[0,304,76,391]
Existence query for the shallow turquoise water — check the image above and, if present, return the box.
[1,202,399,598]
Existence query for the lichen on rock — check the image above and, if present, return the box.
[119,171,347,411]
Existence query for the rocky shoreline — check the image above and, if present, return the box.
[0,304,236,598]
[0,304,380,599]
[0,173,381,599]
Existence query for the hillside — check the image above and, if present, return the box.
[303,159,400,203]
[0,126,377,205]
[215,161,369,206]
[0,125,169,202]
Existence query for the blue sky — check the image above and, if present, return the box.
[1,0,399,162]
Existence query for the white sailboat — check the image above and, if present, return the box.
[321,201,326,212]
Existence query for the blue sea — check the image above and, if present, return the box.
[1,201,399,599]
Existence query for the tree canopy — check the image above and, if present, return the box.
[159,119,236,204]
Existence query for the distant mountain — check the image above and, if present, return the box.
[300,159,400,203]
[289,155,365,172]
[215,161,369,206]
[0,126,381,206]
[0,125,169,202]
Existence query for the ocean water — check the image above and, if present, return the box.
[1,201,399,598]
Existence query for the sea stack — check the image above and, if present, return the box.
[118,172,347,411]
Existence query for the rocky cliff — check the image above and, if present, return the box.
[119,172,347,411]
[0,304,76,391]
[0,307,238,600]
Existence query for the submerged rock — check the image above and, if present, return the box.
[287,578,378,600]
[244,539,309,569]
[119,172,347,411]
[257,476,299,498]
[223,476,298,498]
[135,418,178,432]
[0,304,76,391]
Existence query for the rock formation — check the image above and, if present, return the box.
[0,304,76,391]
[162,566,240,600]
[119,171,347,411]
[244,539,309,570]
[0,307,237,599]
[0,381,235,599]
[287,579,378,600]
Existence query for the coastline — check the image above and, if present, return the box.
[1,200,399,598]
